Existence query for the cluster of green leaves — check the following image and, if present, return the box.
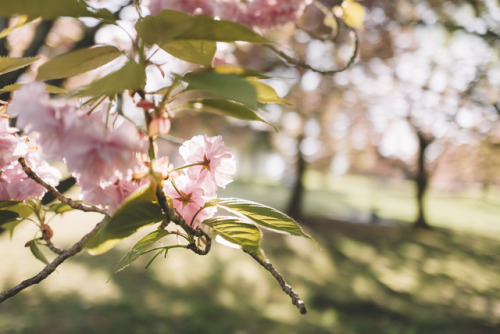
[0,199,74,264]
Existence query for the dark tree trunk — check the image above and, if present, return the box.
[286,135,307,221]
[414,131,433,229]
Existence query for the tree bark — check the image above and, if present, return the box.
[286,135,307,221]
[414,131,433,229]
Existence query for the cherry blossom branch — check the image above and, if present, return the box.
[18,157,108,215]
[155,182,211,255]
[41,234,64,255]
[0,215,108,303]
[266,26,359,75]
[244,250,307,315]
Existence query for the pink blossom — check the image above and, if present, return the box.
[0,151,61,201]
[79,178,147,214]
[0,117,27,170]
[64,120,146,182]
[8,83,79,156]
[8,83,147,183]
[148,0,307,28]
[179,135,236,194]
[148,0,214,16]
[164,175,216,227]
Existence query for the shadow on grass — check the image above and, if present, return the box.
[1,217,500,334]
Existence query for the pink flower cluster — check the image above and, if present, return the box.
[148,0,308,28]
[0,117,61,201]
[7,83,148,213]
[4,85,237,220]
[164,135,236,227]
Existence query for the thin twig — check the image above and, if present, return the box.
[42,235,64,255]
[18,157,108,215]
[245,250,307,314]
[0,216,108,303]
[266,26,359,75]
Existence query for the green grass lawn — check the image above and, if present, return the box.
[1,173,499,333]
[224,172,500,236]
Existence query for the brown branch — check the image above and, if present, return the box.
[266,25,359,75]
[245,250,307,314]
[155,182,211,255]
[41,234,64,255]
[18,157,108,215]
[0,215,108,303]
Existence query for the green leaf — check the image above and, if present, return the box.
[29,241,50,266]
[185,99,267,123]
[47,202,76,214]
[85,184,165,255]
[2,221,23,238]
[212,198,314,241]
[0,210,19,226]
[181,70,258,108]
[136,10,269,46]
[176,17,270,43]
[0,0,96,19]
[111,229,171,276]
[161,40,216,67]
[0,83,67,94]
[0,201,21,209]
[0,15,35,39]
[73,61,146,98]
[213,65,269,78]
[0,202,33,237]
[1,202,33,218]
[245,78,289,105]
[203,216,264,259]
[37,46,123,81]
[0,56,40,76]
[92,8,117,23]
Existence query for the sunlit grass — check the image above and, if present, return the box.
[1,174,500,333]
[222,172,500,236]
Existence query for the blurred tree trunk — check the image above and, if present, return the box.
[286,135,306,221]
[414,130,433,229]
